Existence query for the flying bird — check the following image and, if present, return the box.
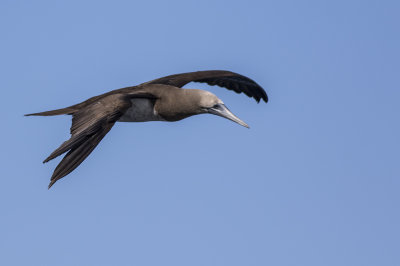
[26,70,268,188]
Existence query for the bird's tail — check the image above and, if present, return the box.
[24,106,77,116]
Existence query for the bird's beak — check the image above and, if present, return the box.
[208,103,249,128]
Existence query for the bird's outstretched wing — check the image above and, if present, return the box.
[44,94,131,189]
[145,70,268,103]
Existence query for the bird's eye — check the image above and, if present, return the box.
[212,104,220,109]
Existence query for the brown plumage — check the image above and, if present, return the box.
[26,70,268,188]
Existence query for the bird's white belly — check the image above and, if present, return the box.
[118,98,164,122]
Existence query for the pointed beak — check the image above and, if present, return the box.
[208,103,249,128]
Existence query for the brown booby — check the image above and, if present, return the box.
[26,70,268,188]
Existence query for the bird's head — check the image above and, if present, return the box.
[189,89,249,128]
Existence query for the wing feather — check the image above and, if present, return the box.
[145,70,268,103]
[47,124,114,189]
[45,94,131,188]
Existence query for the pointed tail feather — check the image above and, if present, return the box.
[25,107,76,116]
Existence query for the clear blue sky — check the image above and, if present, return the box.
[1,0,399,265]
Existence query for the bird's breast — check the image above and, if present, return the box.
[118,98,165,122]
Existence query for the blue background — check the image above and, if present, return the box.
[1,0,399,265]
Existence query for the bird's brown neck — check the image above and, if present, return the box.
[154,88,205,121]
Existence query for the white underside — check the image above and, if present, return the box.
[118,98,165,122]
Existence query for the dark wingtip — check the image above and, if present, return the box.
[43,155,52,164]
[260,88,268,103]
[48,180,56,189]
[254,93,268,103]
[258,90,268,103]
